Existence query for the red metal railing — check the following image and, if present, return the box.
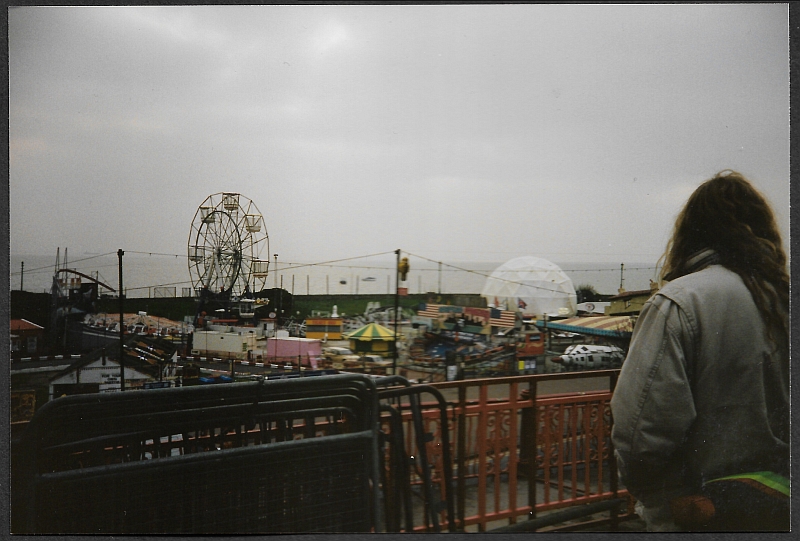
[381,369,629,532]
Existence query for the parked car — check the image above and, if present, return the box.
[356,354,393,375]
[322,346,360,367]
[357,354,386,364]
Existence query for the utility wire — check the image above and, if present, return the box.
[126,250,185,258]
[125,280,196,293]
[277,251,397,272]
[123,252,397,292]
[404,251,564,293]
[10,251,117,276]
[561,265,658,272]
[404,251,657,294]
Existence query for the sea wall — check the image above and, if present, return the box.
[291,293,485,320]
[12,290,487,327]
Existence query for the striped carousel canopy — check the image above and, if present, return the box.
[345,322,397,341]
[535,315,636,338]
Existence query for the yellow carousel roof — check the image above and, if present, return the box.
[345,322,397,341]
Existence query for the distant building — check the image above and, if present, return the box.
[11,357,75,416]
[605,286,656,316]
[10,319,45,358]
[49,352,154,400]
[305,317,344,340]
[576,302,611,315]
[47,336,178,400]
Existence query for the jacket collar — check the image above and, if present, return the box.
[664,248,720,282]
[684,248,720,274]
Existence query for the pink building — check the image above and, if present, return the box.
[254,337,323,368]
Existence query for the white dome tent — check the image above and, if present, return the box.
[481,257,577,318]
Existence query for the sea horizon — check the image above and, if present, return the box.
[10,252,659,299]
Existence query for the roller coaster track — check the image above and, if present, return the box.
[55,268,116,292]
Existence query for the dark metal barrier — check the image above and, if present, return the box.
[13,374,381,534]
[376,376,456,532]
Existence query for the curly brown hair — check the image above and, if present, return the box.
[659,170,789,344]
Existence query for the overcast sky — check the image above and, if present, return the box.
[9,4,790,266]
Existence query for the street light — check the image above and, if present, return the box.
[118,249,125,392]
[393,250,400,376]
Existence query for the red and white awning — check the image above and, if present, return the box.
[536,315,636,337]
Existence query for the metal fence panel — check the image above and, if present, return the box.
[32,432,374,533]
[14,375,381,534]
[153,286,176,298]
[381,371,630,532]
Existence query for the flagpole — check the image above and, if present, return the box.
[393,249,400,376]
[118,249,125,392]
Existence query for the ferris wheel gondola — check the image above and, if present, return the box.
[188,192,269,301]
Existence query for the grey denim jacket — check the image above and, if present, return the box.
[610,265,789,525]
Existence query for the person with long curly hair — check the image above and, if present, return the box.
[610,170,789,531]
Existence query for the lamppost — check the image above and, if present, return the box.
[118,249,125,392]
[274,254,279,327]
[393,250,400,376]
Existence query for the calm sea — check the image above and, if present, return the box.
[10,252,659,300]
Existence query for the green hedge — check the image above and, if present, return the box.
[42,292,486,323]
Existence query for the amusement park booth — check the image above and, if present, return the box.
[305,317,344,340]
[346,323,396,356]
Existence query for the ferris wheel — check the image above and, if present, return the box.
[188,192,269,299]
